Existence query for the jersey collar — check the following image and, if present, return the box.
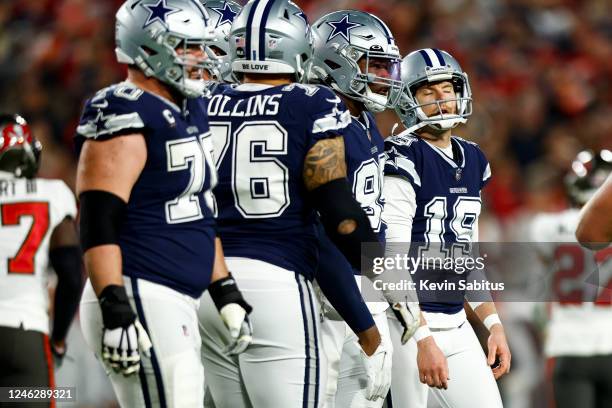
[235,83,275,91]
[121,81,182,113]
[423,136,465,169]
[351,112,373,141]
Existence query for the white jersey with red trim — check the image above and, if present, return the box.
[531,209,612,357]
[0,172,77,334]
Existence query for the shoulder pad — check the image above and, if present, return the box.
[281,83,321,97]
[386,133,419,147]
[76,83,146,140]
[384,144,421,187]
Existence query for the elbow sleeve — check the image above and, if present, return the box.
[310,178,384,270]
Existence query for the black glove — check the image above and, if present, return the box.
[98,285,151,376]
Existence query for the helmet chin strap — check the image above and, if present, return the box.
[415,106,467,132]
[362,88,388,113]
[183,78,210,97]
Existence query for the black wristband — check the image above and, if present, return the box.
[208,274,252,314]
[98,285,136,329]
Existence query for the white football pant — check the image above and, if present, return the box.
[387,311,503,408]
[80,277,204,407]
[321,308,391,408]
[199,257,325,408]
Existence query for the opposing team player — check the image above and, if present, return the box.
[382,49,510,407]
[309,10,417,407]
[0,114,82,398]
[576,167,612,248]
[76,1,251,406]
[197,1,387,407]
[531,149,612,408]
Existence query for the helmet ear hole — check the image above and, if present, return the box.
[141,46,158,56]
[324,59,341,70]
[451,77,463,94]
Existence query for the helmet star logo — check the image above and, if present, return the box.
[210,3,238,28]
[143,0,179,28]
[326,15,363,43]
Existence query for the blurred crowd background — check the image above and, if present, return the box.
[1,0,610,407]
[1,0,610,238]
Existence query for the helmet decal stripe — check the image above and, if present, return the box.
[258,0,276,61]
[432,49,446,66]
[189,0,209,22]
[423,48,443,68]
[244,0,260,60]
[418,50,433,67]
[370,13,392,44]
[249,0,270,61]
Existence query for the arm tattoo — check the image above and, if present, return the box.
[303,136,347,191]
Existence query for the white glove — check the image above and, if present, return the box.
[209,274,253,356]
[360,337,393,401]
[101,320,152,376]
[391,301,420,344]
[219,303,253,355]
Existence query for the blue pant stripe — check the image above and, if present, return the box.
[295,273,311,408]
[131,277,167,408]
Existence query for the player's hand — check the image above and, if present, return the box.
[50,339,67,369]
[219,303,253,355]
[98,285,152,377]
[416,336,449,389]
[359,334,392,401]
[391,302,420,344]
[209,274,253,356]
[487,325,511,379]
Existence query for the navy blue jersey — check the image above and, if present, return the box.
[208,83,351,280]
[318,111,385,276]
[75,82,217,298]
[314,111,385,332]
[344,112,386,236]
[384,133,491,313]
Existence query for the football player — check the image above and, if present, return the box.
[197,1,386,407]
[576,168,612,248]
[0,114,82,399]
[75,1,251,407]
[308,10,417,408]
[200,0,242,84]
[382,49,509,407]
[531,149,612,408]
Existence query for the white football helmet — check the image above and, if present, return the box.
[229,0,313,82]
[396,48,472,132]
[115,0,218,97]
[309,10,403,113]
[200,0,242,82]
